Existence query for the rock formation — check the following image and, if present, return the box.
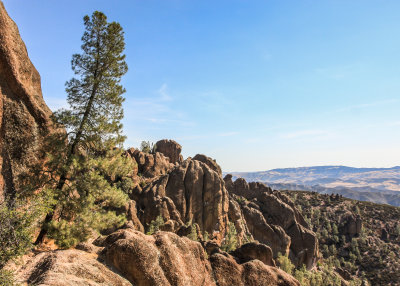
[131,158,230,242]
[224,174,318,269]
[101,228,300,286]
[126,147,173,178]
[11,249,131,286]
[0,1,52,202]
[155,139,183,164]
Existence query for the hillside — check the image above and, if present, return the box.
[284,190,400,285]
[228,166,400,206]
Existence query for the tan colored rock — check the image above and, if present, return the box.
[232,241,276,267]
[224,175,318,269]
[136,159,230,242]
[210,252,300,286]
[228,197,253,245]
[240,201,291,257]
[104,228,300,286]
[126,200,144,232]
[104,229,215,286]
[193,154,222,175]
[12,249,132,286]
[155,139,183,164]
[0,1,53,201]
[126,147,173,179]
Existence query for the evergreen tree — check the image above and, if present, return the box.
[33,11,129,246]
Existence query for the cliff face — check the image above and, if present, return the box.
[0,1,52,202]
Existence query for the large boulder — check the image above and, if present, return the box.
[231,241,276,267]
[103,228,300,286]
[11,249,131,286]
[155,139,183,164]
[210,252,300,286]
[103,229,215,286]
[126,147,173,179]
[0,1,53,202]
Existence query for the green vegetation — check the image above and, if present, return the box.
[20,10,130,248]
[0,269,16,286]
[276,253,362,286]
[286,190,400,285]
[140,141,156,153]
[146,215,165,235]
[276,253,295,275]
[187,224,199,241]
[0,202,38,285]
[221,222,238,252]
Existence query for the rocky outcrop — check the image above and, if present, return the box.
[224,175,318,269]
[102,228,300,286]
[103,229,215,286]
[193,154,222,176]
[210,252,300,286]
[341,213,362,237]
[155,139,183,164]
[11,249,131,286]
[0,1,53,202]
[231,241,276,267]
[132,158,230,242]
[126,147,173,179]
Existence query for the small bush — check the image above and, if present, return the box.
[146,215,164,235]
[276,252,295,275]
[0,203,34,268]
[221,222,238,252]
[0,269,16,286]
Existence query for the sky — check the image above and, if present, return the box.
[3,0,400,172]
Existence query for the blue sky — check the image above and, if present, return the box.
[4,0,400,171]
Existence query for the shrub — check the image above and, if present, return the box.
[276,252,295,275]
[140,141,156,153]
[0,269,16,286]
[146,215,164,235]
[0,203,35,268]
[221,222,238,252]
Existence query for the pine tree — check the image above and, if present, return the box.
[33,11,129,246]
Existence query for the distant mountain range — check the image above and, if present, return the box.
[226,166,400,207]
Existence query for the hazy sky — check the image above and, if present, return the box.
[4,0,400,171]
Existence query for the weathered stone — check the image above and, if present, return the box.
[224,175,318,269]
[126,200,144,232]
[210,252,300,286]
[136,159,230,242]
[126,147,173,178]
[104,229,215,286]
[193,154,222,175]
[231,242,276,267]
[0,1,53,202]
[155,139,183,164]
[11,249,131,286]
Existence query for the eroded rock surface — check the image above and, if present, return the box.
[132,158,230,242]
[126,147,173,179]
[155,139,183,164]
[12,249,132,286]
[224,174,318,269]
[103,229,300,286]
[0,1,52,201]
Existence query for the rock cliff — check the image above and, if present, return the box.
[0,1,52,202]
